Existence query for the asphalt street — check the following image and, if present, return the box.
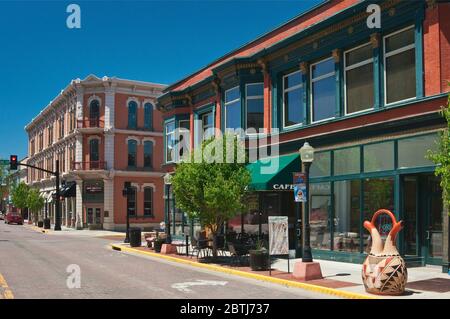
[0,222,334,299]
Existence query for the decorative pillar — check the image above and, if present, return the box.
[104,81,116,130]
[75,178,83,229]
[103,177,114,230]
[258,59,271,134]
[332,49,342,118]
[370,33,381,109]
[212,77,221,135]
[104,131,114,171]
[300,62,309,125]
[74,82,84,124]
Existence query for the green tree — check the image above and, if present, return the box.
[27,188,45,223]
[427,91,450,212]
[11,181,30,215]
[171,134,251,257]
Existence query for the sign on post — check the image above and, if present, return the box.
[268,216,289,256]
[293,172,307,202]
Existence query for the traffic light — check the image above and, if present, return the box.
[10,155,18,170]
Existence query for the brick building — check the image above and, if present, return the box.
[25,75,166,230]
[157,0,450,272]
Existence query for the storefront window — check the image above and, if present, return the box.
[310,151,330,177]
[334,147,360,175]
[363,141,394,172]
[363,177,394,252]
[334,180,361,252]
[398,134,437,169]
[310,182,331,250]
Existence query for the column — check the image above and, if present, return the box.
[103,177,114,230]
[104,82,116,130]
[75,84,84,123]
[75,178,83,229]
[104,132,115,170]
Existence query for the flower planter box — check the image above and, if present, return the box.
[249,250,270,271]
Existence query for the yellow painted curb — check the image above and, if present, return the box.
[25,225,48,234]
[0,273,14,299]
[110,243,376,299]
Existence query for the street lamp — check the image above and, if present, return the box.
[123,181,131,243]
[164,173,172,244]
[299,141,315,263]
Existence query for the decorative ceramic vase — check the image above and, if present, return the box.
[362,209,407,295]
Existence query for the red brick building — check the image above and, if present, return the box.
[158,0,450,271]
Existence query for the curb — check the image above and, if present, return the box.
[24,225,48,234]
[110,243,376,299]
[0,273,14,299]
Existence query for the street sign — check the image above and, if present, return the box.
[293,172,307,202]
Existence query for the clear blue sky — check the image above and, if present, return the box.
[0,0,323,160]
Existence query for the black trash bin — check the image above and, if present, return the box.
[129,227,142,247]
[37,221,44,228]
[44,218,51,229]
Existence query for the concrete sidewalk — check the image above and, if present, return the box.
[23,223,126,238]
[270,258,450,299]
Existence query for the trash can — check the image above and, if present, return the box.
[129,227,142,247]
[37,221,44,228]
[44,218,51,229]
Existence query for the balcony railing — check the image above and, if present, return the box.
[77,118,104,129]
[72,161,107,171]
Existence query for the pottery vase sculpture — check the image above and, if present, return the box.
[362,209,407,295]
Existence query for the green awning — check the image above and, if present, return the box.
[246,153,300,191]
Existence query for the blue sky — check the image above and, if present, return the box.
[0,0,323,159]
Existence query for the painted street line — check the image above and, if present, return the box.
[171,280,228,293]
[0,273,14,299]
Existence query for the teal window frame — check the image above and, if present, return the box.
[143,140,153,169]
[127,139,137,168]
[127,101,138,129]
[194,103,215,149]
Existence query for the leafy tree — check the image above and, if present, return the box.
[427,91,450,213]
[171,134,251,257]
[11,181,30,214]
[27,188,45,223]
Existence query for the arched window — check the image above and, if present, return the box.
[143,140,153,169]
[127,186,137,216]
[128,101,138,129]
[143,187,153,216]
[127,139,137,167]
[89,139,99,169]
[89,100,100,127]
[144,102,153,130]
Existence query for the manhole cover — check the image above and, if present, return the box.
[407,278,450,293]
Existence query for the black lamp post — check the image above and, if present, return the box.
[123,181,131,243]
[299,141,315,263]
[164,173,172,244]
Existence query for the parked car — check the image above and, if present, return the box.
[5,212,23,225]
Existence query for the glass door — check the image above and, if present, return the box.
[402,176,419,257]
[423,176,443,265]
[95,208,102,225]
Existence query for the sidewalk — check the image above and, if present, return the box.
[110,242,450,299]
[24,223,126,239]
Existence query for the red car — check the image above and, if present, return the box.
[5,212,23,225]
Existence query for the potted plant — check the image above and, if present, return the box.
[249,239,270,271]
[154,237,165,253]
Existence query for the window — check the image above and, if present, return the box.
[127,186,136,216]
[144,102,153,130]
[143,141,153,169]
[363,141,394,172]
[144,187,153,216]
[90,100,100,127]
[128,101,138,129]
[384,26,416,104]
[310,151,331,177]
[196,111,214,146]
[39,132,43,151]
[334,147,360,175]
[225,86,241,130]
[311,58,336,122]
[310,182,332,250]
[59,116,64,138]
[334,180,361,252]
[178,120,190,158]
[89,139,99,169]
[165,121,175,163]
[127,139,137,167]
[283,71,304,128]
[48,126,53,146]
[245,83,264,132]
[398,134,437,169]
[345,43,374,114]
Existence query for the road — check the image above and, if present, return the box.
[0,222,334,299]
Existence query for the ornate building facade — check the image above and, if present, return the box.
[26,75,166,230]
[158,0,450,271]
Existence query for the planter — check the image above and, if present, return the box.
[154,241,164,253]
[249,250,270,271]
[37,221,44,228]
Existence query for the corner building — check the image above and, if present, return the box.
[157,0,450,272]
[26,75,166,231]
